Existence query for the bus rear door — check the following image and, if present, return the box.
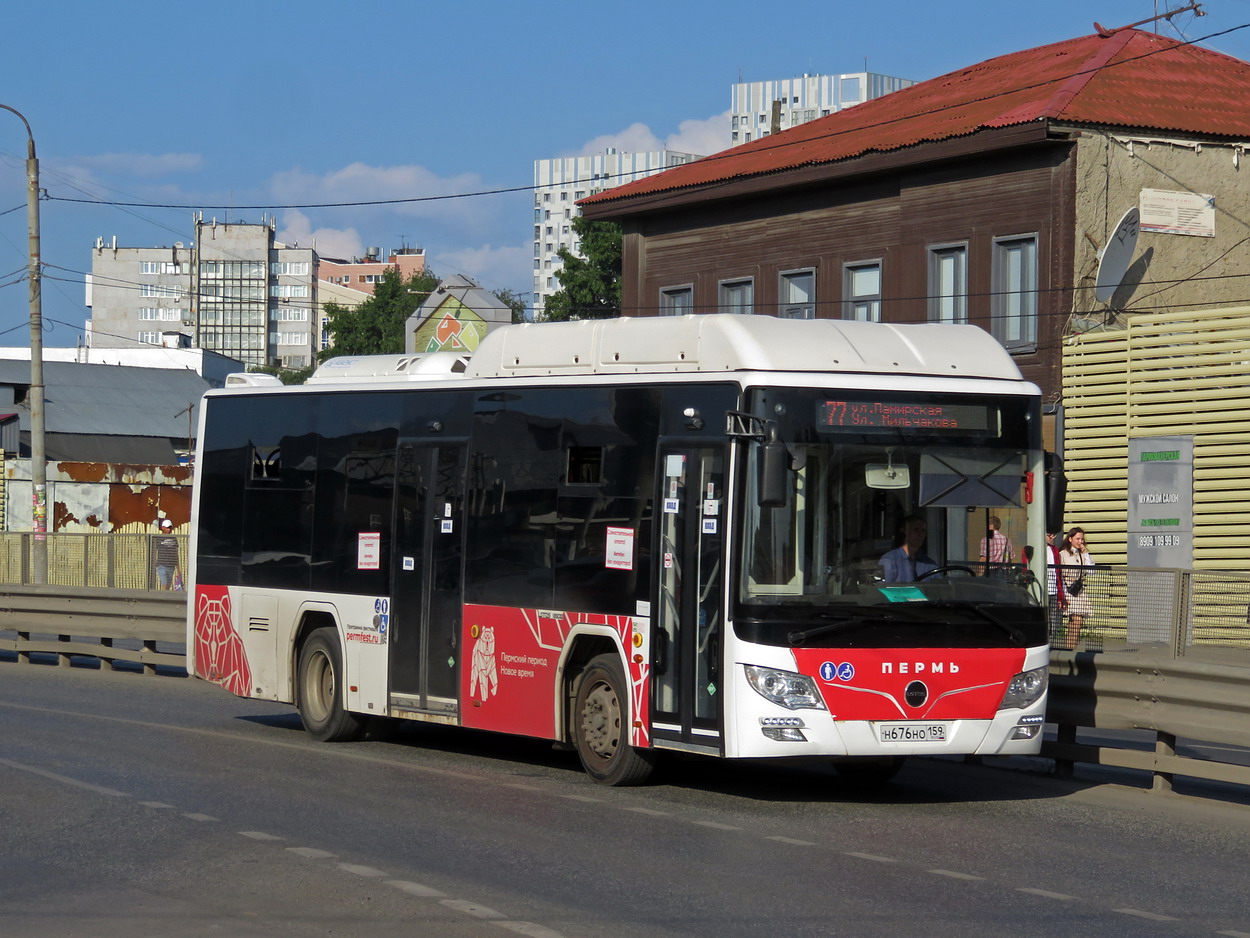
[389,439,467,715]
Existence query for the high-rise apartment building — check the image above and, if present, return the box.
[730,71,916,145]
[531,70,913,318]
[531,148,701,317]
[86,239,194,351]
[195,219,316,368]
[88,218,318,369]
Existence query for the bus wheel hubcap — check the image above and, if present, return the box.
[582,682,620,758]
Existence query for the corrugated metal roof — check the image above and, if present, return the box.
[0,359,209,438]
[583,28,1250,207]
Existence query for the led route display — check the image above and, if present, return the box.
[817,400,993,431]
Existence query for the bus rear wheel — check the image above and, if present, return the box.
[573,654,656,786]
[297,627,367,742]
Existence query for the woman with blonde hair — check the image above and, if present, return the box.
[1058,526,1094,649]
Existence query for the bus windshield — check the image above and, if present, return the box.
[735,388,1047,649]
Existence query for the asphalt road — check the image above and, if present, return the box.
[4,661,1250,937]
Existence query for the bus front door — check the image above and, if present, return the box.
[651,446,725,753]
[389,440,466,715]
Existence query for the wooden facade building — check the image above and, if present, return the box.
[580,27,1250,403]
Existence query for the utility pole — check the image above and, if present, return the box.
[0,103,47,583]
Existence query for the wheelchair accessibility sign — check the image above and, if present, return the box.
[819,661,855,682]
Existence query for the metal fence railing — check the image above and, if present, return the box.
[0,533,188,591]
[1048,564,1250,655]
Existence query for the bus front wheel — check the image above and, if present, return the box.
[296,628,368,742]
[573,654,656,786]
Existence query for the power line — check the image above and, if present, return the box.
[36,21,1250,214]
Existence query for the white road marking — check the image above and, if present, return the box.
[238,831,284,841]
[621,806,668,816]
[503,783,542,791]
[1113,908,1178,922]
[1216,930,1250,937]
[0,756,129,797]
[558,794,602,803]
[339,863,387,878]
[767,836,816,846]
[691,820,742,831]
[928,869,984,881]
[441,899,505,919]
[1016,887,1076,900]
[385,880,447,898]
[182,813,218,822]
[139,801,173,808]
[286,846,336,859]
[845,852,897,863]
[492,922,567,937]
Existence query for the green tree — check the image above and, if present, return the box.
[543,216,621,321]
[250,363,315,385]
[318,266,439,361]
[492,287,530,323]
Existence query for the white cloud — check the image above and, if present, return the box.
[577,122,665,156]
[72,152,203,177]
[572,111,732,159]
[276,209,363,260]
[666,110,733,156]
[433,242,532,297]
[267,162,490,226]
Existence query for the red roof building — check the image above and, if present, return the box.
[580,27,1250,400]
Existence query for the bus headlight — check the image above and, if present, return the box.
[998,667,1048,710]
[744,665,827,711]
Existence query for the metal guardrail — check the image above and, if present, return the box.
[3,569,1250,796]
[0,584,186,674]
[1044,647,1250,792]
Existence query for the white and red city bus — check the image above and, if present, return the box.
[187,314,1053,785]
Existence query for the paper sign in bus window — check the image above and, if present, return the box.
[357,532,381,570]
[605,526,635,570]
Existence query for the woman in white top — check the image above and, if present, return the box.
[1058,527,1095,649]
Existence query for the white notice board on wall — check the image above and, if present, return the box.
[1139,188,1215,237]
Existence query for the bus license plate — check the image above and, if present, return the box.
[877,722,948,742]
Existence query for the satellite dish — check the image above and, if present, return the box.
[1095,207,1140,303]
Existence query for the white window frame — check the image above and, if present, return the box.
[843,261,881,321]
[718,277,754,316]
[659,285,694,317]
[779,268,815,319]
[928,244,968,324]
[991,234,1038,349]
[139,283,182,299]
[138,331,160,345]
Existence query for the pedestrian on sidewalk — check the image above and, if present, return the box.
[1059,526,1094,649]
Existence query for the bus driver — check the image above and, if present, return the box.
[880,515,938,582]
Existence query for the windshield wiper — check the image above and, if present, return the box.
[787,615,881,646]
[926,602,1026,644]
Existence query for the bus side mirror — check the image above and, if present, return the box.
[759,422,789,508]
[1045,451,1067,533]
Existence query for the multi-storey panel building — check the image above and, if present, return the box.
[89,220,319,369]
[87,239,193,350]
[730,71,916,145]
[195,219,316,369]
[531,149,701,317]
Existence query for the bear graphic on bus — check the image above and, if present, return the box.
[469,625,498,699]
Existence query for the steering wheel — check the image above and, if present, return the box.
[916,564,977,580]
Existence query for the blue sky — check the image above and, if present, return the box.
[1,0,1246,346]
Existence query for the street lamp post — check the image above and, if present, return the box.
[1,104,47,584]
